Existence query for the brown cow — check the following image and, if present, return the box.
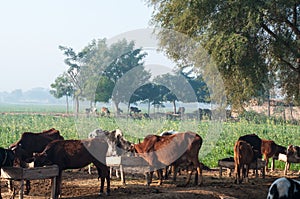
[100,107,110,116]
[234,140,254,184]
[131,131,203,186]
[261,139,287,172]
[10,128,64,194]
[33,138,110,198]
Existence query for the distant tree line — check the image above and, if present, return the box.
[0,88,64,104]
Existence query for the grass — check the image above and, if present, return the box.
[1,109,300,171]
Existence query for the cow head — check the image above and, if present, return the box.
[287,145,300,158]
[33,152,52,167]
[111,129,132,154]
[0,148,15,167]
[89,129,132,156]
[11,142,33,165]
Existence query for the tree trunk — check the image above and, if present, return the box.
[113,101,120,116]
[267,92,271,117]
[148,100,150,115]
[289,103,293,120]
[173,100,176,114]
[75,96,80,117]
[66,95,69,114]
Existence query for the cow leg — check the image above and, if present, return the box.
[164,166,169,180]
[157,169,163,185]
[183,169,193,186]
[145,171,153,186]
[109,167,113,178]
[149,171,153,184]
[271,158,275,171]
[264,157,269,173]
[8,180,13,192]
[234,164,240,184]
[55,171,62,199]
[172,165,179,182]
[255,160,258,178]
[95,164,110,196]
[145,172,150,186]
[106,174,111,196]
[88,164,92,175]
[25,180,31,195]
[196,165,203,186]
[244,165,249,183]
[100,177,105,195]
[116,168,120,178]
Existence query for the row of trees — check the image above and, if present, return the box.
[50,38,210,114]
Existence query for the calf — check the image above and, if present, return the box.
[261,140,287,172]
[261,140,276,172]
[234,140,254,184]
[132,131,203,186]
[238,134,262,177]
[33,138,110,198]
[284,145,300,174]
[267,177,300,199]
[0,148,14,199]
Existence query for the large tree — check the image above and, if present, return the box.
[146,0,300,111]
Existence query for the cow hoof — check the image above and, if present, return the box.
[197,182,203,186]
[106,192,111,196]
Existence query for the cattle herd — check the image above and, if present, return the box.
[0,128,299,199]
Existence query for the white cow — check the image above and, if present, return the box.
[267,177,300,199]
[88,129,131,177]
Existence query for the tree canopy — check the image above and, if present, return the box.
[146,0,300,111]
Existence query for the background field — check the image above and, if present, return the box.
[1,104,300,171]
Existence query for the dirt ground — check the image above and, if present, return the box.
[1,167,299,199]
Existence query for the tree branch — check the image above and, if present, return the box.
[261,23,278,40]
[279,56,299,73]
[285,18,300,38]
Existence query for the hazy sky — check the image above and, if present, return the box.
[0,0,155,92]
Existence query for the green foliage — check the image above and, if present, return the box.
[1,111,300,171]
[146,0,300,110]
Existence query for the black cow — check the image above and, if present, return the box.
[129,107,141,114]
[0,148,15,199]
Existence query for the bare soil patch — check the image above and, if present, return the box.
[2,168,299,199]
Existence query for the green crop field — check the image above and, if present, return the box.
[1,107,300,171]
